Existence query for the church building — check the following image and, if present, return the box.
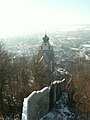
[38,34,54,71]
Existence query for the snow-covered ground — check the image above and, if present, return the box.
[40,91,87,120]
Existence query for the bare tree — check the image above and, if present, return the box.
[0,42,12,117]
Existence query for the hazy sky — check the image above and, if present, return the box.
[0,0,90,37]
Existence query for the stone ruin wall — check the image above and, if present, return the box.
[22,79,66,120]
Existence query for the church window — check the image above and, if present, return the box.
[49,46,50,49]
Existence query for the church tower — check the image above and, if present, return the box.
[38,34,54,71]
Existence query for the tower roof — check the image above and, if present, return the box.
[42,34,49,42]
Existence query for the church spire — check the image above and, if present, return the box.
[42,34,49,42]
[38,34,54,71]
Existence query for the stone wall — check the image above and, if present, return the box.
[49,79,66,110]
[22,87,50,120]
[22,79,67,120]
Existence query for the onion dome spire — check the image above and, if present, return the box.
[42,34,49,42]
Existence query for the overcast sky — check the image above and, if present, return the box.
[0,0,90,38]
